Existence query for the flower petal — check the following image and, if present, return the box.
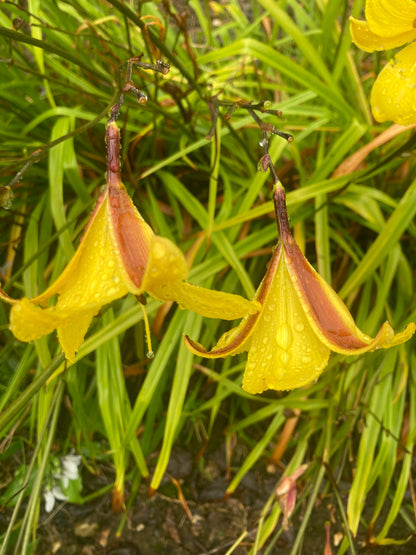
[241,249,329,394]
[34,187,138,308]
[171,281,261,320]
[145,236,260,319]
[349,17,416,51]
[184,312,257,358]
[370,42,416,125]
[10,298,73,341]
[107,181,154,288]
[57,312,98,362]
[142,235,189,294]
[366,0,416,38]
[283,240,415,353]
[10,299,98,361]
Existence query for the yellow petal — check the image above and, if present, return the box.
[370,42,416,125]
[385,322,416,347]
[51,188,143,309]
[170,281,260,320]
[184,313,256,358]
[242,250,330,394]
[145,235,260,319]
[57,312,98,362]
[10,299,98,361]
[283,240,415,354]
[349,17,416,52]
[366,0,416,38]
[10,299,69,341]
[33,187,139,308]
[142,235,189,295]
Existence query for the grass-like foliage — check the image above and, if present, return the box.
[0,1,415,553]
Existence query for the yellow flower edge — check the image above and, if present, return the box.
[144,236,260,320]
[370,42,416,125]
[365,0,416,39]
[349,17,416,52]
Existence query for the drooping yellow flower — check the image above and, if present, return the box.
[0,121,258,361]
[350,0,416,124]
[185,182,415,394]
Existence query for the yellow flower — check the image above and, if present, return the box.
[185,183,415,394]
[350,0,416,124]
[0,121,258,361]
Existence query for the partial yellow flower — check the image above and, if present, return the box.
[185,183,415,394]
[350,0,416,51]
[1,121,258,362]
[371,42,416,125]
[350,0,416,124]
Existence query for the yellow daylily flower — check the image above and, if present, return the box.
[350,0,416,124]
[1,121,258,361]
[185,183,415,394]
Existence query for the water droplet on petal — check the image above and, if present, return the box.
[280,351,289,365]
[276,323,292,351]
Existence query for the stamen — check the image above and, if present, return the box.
[139,302,154,359]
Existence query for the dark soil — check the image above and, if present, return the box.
[31,444,416,555]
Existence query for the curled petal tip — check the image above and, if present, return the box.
[184,335,209,356]
[381,322,416,348]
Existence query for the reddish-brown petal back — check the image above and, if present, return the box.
[284,241,368,349]
[109,185,153,289]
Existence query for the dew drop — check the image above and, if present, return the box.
[276,323,292,351]
[146,350,154,359]
[280,351,289,365]
[294,322,304,333]
[152,243,165,259]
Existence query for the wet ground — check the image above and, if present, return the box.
[30,444,416,555]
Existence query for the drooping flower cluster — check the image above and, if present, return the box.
[350,0,416,125]
[185,182,415,394]
[0,121,259,362]
[2,116,414,394]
